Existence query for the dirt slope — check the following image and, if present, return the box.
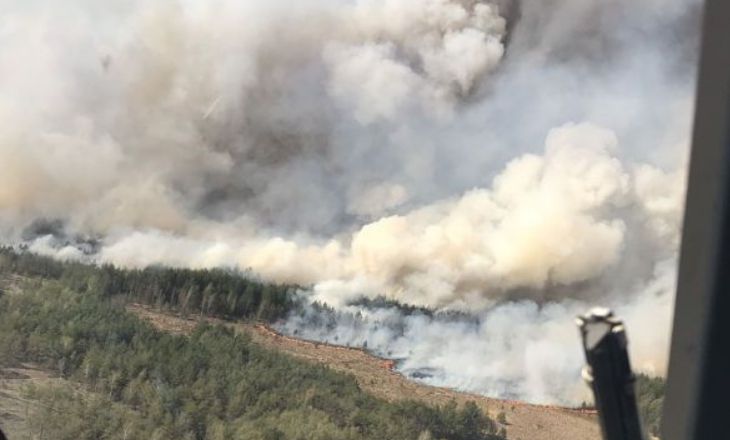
[129,304,600,440]
[0,365,63,438]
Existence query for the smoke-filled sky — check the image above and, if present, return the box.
[0,0,702,403]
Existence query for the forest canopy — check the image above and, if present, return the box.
[0,247,505,440]
[0,246,664,439]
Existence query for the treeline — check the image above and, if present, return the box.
[0,279,505,440]
[636,374,665,437]
[348,296,434,317]
[0,246,296,321]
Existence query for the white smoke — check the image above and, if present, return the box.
[277,257,676,405]
[0,0,701,404]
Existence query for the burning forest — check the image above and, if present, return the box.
[0,0,702,406]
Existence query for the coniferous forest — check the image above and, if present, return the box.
[0,246,297,322]
[0,247,505,440]
[0,247,665,439]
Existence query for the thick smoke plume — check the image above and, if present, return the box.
[0,0,701,403]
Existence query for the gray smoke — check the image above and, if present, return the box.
[0,0,701,403]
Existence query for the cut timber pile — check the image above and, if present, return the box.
[129,304,600,440]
